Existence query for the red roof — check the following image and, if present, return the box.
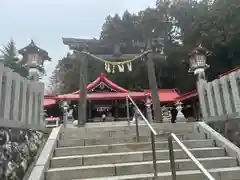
[44,99,57,107]
[218,67,240,78]
[56,92,144,101]
[44,73,181,107]
[175,90,198,102]
[144,89,180,102]
[72,73,128,93]
[55,90,180,102]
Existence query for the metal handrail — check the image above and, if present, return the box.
[127,95,157,135]
[127,95,158,179]
[168,133,215,180]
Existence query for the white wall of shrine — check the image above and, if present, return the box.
[198,69,240,119]
[0,62,45,130]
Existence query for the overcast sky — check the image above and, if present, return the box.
[0,0,156,86]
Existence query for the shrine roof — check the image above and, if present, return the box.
[144,89,181,102]
[44,99,57,107]
[44,89,181,107]
[175,90,198,102]
[43,73,182,107]
[56,92,142,101]
[72,73,128,93]
[217,67,240,78]
[52,90,179,102]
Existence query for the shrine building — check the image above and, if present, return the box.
[44,73,180,122]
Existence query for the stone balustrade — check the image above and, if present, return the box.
[198,69,240,120]
[0,62,45,130]
[0,62,45,179]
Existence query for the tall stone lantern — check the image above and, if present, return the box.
[187,44,211,81]
[187,44,212,119]
[18,40,51,81]
[175,101,186,122]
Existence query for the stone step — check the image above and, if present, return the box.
[73,166,240,180]
[58,133,205,147]
[46,157,237,180]
[63,122,195,131]
[61,123,195,139]
[54,139,214,157]
[114,157,237,176]
[50,147,225,167]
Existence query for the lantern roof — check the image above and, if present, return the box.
[188,44,211,57]
[18,40,51,61]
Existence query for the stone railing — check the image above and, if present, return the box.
[0,63,45,179]
[198,68,240,119]
[207,113,240,147]
[0,62,45,129]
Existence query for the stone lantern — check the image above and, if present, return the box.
[60,101,70,128]
[186,44,212,120]
[145,95,153,123]
[187,44,211,80]
[175,101,186,122]
[18,40,51,81]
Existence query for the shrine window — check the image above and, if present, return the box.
[28,54,40,65]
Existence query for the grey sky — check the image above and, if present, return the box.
[0,0,156,86]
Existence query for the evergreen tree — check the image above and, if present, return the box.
[0,39,28,77]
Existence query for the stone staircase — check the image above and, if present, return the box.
[44,123,240,180]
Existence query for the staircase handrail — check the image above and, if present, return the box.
[168,133,215,180]
[127,95,158,179]
[127,95,157,135]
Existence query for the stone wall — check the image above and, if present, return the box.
[0,127,44,180]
